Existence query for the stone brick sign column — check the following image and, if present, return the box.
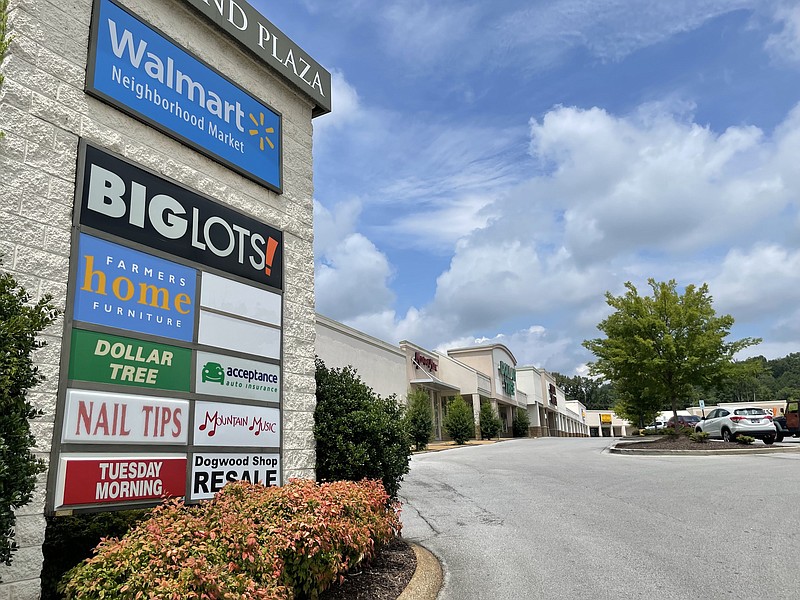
[0,0,329,596]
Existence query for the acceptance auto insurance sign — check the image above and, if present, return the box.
[87,0,282,191]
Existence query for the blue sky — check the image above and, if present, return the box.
[253,0,800,375]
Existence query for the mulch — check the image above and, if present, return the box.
[615,436,770,450]
[319,537,417,600]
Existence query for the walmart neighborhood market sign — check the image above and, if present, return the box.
[87,0,282,191]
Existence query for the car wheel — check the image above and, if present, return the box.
[763,435,776,445]
[776,433,785,443]
[722,428,735,443]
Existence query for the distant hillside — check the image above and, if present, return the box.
[553,352,800,411]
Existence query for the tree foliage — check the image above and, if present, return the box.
[552,373,615,410]
[0,262,58,570]
[583,279,761,421]
[314,358,411,498]
[404,388,433,451]
[478,403,501,440]
[0,0,9,140]
[512,409,530,438]
[442,395,474,444]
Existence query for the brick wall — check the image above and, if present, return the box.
[0,0,317,595]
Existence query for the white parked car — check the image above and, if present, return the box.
[643,420,667,431]
[695,407,777,444]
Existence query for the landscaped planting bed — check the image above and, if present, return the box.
[62,479,401,600]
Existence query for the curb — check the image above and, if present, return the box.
[397,543,443,600]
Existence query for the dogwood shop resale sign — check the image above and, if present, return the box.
[190,452,280,500]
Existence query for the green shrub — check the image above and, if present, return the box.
[314,358,411,498]
[443,395,474,444]
[689,431,710,443]
[62,479,400,600]
[662,427,680,439]
[736,435,755,445]
[512,410,531,438]
[0,260,58,572]
[405,388,433,451]
[479,403,501,440]
[41,510,148,600]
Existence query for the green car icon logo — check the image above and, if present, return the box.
[202,362,225,384]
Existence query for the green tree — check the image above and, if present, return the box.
[552,373,615,410]
[512,409,530,437]
[314,358,411,498]
[404,388,433,451]
[478,403,501,440]
[0,0,9,141]
[583,279,761,422]
[0,261,58,571]
[442,395,474,444]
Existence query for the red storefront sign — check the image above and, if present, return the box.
[57,456,186,508]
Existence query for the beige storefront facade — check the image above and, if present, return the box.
[316,315,589,440]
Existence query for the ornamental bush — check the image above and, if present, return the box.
[41,509,149,600]
[512,410,531,438]
[0,260,58,572]
[314,358,411,498]
[62,479,401,600]
[479,403,501,440]
[405,387,433,451]
[443,395,474,444]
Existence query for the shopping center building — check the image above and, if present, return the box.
[316,315,589,439]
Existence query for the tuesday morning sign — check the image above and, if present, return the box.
[87,0,282,191]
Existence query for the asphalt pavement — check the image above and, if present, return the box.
[400,436,800,600]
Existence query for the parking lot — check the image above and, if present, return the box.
[400,436,800,600]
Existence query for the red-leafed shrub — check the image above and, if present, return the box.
[61,479,401,600]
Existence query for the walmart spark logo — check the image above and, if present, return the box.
[248,112,276,152]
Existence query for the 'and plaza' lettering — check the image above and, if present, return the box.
[183,0,331,115]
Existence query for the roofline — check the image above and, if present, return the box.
[316,313,404,357]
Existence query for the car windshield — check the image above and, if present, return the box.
[685,416,699,423]
[734,408,766,416]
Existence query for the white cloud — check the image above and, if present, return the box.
[766,3,800,66]
[332,99,800,367]
[710,244,800,321]
[312,70,361,137]
[315,234,395,320]
[313,200,395,320]
[379,1,479,70]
